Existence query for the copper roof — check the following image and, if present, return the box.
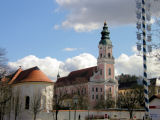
[8,66,53,84]
[56,66,97,87]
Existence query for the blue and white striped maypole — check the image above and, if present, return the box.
[142,0,149,118]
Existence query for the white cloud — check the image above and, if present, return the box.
[8,53,97,81]
[8,50,160,81]
[63,53,97,71]
[115,52,160,78]
[8,55,62,81]
[63,47,77,51]
[55,0,160,32]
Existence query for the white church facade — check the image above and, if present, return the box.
[3,66,54,120]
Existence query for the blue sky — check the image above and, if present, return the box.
[1,0,160,80]
[0,0,137,61]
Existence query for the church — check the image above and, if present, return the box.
[1,66,54,120]
[0,22,118,120]
[55,22,118,108]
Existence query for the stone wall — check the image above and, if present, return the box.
[7,109,145,120]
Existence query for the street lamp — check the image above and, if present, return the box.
[73,96,78,120]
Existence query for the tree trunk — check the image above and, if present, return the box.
[0,111,1,120]
[56,110,58,120]
[129,110,133,119]
[15,115,17,120]
[34,114,37,120]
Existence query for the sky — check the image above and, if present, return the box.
[0,0,160,81]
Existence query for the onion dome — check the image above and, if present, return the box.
[99,21,112,46]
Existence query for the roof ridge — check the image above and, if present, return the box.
[8,68,23,84]
[22,66,39,71]
[69,66,96,73]
[9,66,53,84]
[56,66,97,87]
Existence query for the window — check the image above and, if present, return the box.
[108,68,111,76]
[81,89,83,94]
[109,87,112,93]
[96,88,98,92]
[92,95,94,100]
[101,95,103,100]
[78,90,80,95]
[92,88,94,92]
[84,88,86,94]
[25,96,30,110]
[100,69,102,75]
[100,53,102,58]
[108,53,111,58]
[96,95,98,100]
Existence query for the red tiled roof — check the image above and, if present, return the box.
[8,66,53,84]
[56,66,97,87]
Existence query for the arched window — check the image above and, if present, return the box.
[108,68,111,76]
[92,95,94,100]
[100,69,102,75]
[96,88,98,92]
[101,88,102,92]
[92,88,94,92]
[109,87,112,93]
[96,95,98,100]
[108,53,111,58]
[25,96,30,110]
[100,53,102,58]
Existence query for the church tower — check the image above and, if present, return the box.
[97,21,115,81]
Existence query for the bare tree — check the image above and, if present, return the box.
[74,86,89,110]
[12,89,22,120]
[30,93,42,120]
[94,99,105,110]
[0,81,11,120]
[94,93,115,110]
[0,48,12,120]
[52,87,64,120]
[117,89,139,119]
[0,48,8,78]
[105,93,115,109]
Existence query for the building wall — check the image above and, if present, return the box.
[7,110,145,120]
[56,83,89,107]
[88,83,105,106]
[11,82,54,119]
[150,98,160,120]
